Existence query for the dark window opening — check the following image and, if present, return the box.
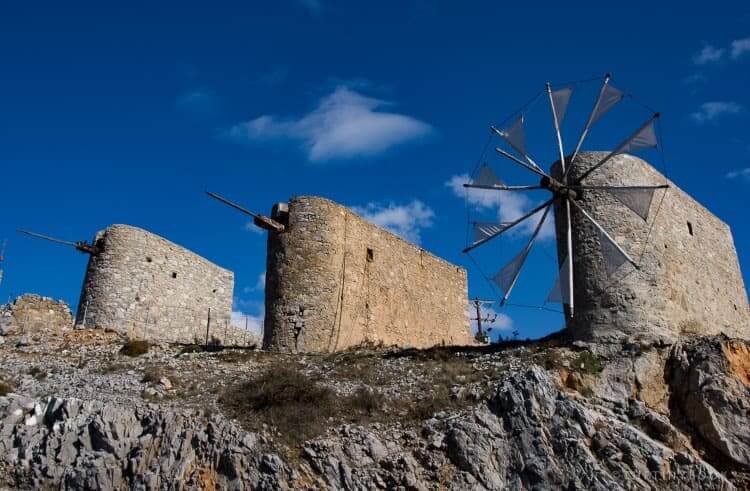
[212,289,217,293]
[734,304,738,311]
[664,244,668,249]
[687,221,694,236]
[172,272,177,279]
[366,248,374,262]
[146,257,152,263]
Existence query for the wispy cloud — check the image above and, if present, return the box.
[726,167,750,181]
[177,88,219,114]
[693,44,725,65]
[226,86,433,162]
[242,272,266,293]
[690,101,743,123]
[445,173,555,240]
[297,0,322,14]
[731,37,750,60]
[352,200,434,244]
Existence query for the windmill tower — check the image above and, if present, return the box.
[461,75,750,343]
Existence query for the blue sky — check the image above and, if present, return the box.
[1,1,748,340]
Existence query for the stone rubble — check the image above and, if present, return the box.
[1,322,749,489]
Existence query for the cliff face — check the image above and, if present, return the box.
[1,324,749,489]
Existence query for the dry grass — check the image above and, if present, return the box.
[120,339,150,357]
[573,351,604,374]
[220,366,385,445]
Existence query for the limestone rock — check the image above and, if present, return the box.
[668,335,750,467]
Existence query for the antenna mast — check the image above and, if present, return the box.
[470,297,497,343]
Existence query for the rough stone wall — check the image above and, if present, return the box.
[553,152,750,343]
[0,295,73,336]
[76,225,235,343]
[264,196,472,352]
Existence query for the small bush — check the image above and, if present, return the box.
[221,367,337,444]
[573,351,603,374]
[347,386,381,415]
[120,339,150,357]
[0,381,14,396]
[27,367,48,380]
[142,367,163,384]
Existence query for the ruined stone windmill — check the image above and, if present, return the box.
[462,74,750,343]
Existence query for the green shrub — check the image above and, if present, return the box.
[573,351,603,374]
[120,339,150,357]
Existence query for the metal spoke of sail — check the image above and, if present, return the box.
[463,183,544,191]
[473,163,504,187]
[495,204,553,305]
[462,199,554,253]
[570,184,669,221]
[546,254,572,306]
[569,199,638,269]
[494,147,550,179]
[473,222,512,242]
[490,122,544,173]
[575,113,660,184]
[566,74,626,178]
[546,82,569,175]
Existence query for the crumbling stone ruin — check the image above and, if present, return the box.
[0,294,73,338]
[76,224,236,344]
[263,196,472,352]
[554,153,750,343]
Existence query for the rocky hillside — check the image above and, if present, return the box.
[1,321,749,489]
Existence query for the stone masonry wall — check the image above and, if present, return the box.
[0,294,73,337]
[76,225,235,344]
[553,152,749,343]
[264,196,472,352]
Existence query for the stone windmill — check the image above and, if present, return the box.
[462,75,750,343]
[462,75,669,318]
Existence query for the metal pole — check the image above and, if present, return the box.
[223,319,228,347]
[205,307,211,347]
[244,316,248,346]
[473,298,483,337]
[82,301,89,329]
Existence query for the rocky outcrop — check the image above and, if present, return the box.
[2,364,736,490]
[0,395,292,490]
[669,335,750,468]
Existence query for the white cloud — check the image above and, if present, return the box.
[726,168,750,181]
[226,86,432,162]
[731,37,750,59]
[445,173,555,240]
[693,44,725,65]
[690,101,743,123]
[231,309,264,340]
[468,305,513,334]
[352,200,434,244]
